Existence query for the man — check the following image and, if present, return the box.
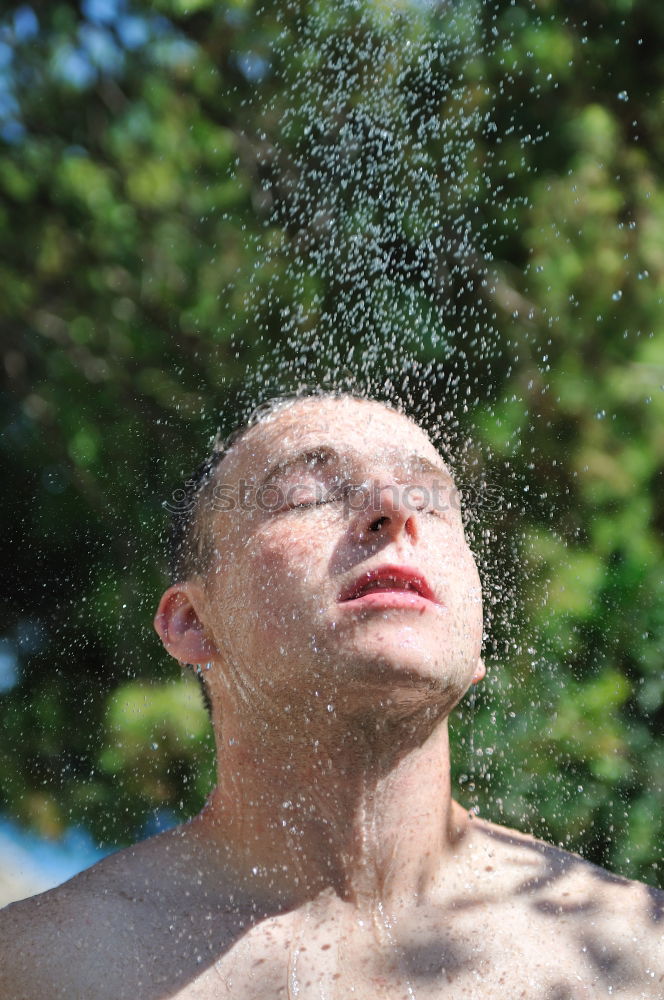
[1,392,662,999]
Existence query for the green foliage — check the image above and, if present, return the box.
[1,0,663,888]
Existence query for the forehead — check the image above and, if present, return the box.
[223,397,446,484]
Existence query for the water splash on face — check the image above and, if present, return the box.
[163,0,662,921]
[200,0,535,719]
[196,0,541,829]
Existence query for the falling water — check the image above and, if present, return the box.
[3,0,664,995]
[211,0,533,820]
[207,2,536,983]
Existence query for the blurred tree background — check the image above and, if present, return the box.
[1,0,663,888]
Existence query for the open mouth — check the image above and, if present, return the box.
[338,565,439,605]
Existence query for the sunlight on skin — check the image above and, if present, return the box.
[158,395,485,909]
[1,398,661,1000]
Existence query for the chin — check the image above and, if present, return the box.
[332,637,475,714]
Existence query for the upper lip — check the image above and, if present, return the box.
[338,564,439,604]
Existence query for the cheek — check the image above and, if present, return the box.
[240,524,330,631]
[461,556,484,647]
[438,540,483,626]
[436,533,478,581]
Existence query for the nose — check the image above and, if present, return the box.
[351,478,419,544]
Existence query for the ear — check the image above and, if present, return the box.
[153,583,218,665]
[471,657,486,686]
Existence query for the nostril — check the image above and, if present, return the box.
[370,516,389,532]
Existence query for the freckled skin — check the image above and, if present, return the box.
[1,397,662,1000]
[202,397,483,725]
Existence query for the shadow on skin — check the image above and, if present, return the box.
[532,897,596,916]
[28,868,297,1000]
[546,984,575,1000]
[470,821,664,996]
[51,820,662,999]
[647,883,664,923]
[105,878,478,998]
[580,933,642,991]
[400,934,473,983]
[475,822,631,894]
[501,825,664,930]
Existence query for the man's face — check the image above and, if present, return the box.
[199,397,483,721]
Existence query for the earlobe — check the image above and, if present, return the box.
[153,584,217,665]
[471,657,486,685]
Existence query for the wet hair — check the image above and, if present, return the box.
[168,421,247,586]
[166,388,406,716]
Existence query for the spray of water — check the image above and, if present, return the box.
[189,1,543,983]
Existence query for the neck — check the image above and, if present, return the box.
[190,691,470,912]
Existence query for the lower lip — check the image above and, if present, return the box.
[339,591,437,610]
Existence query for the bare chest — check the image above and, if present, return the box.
[171,896,659,1000]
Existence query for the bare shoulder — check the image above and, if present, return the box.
[470,813,662,900]
[0,838,160,1000]
[467,813,664,949]
[0,826,231,1000]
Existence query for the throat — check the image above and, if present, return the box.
[205,712,460,910]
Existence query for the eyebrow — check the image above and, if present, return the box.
[259,446,454,488]
[260,446,339,489]
[405,454,455,484]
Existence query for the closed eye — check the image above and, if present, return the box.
[412,478,461,521]
[290,483,357,510]
[417,496,461,520]
[290,497,333,509]
[425,506,454,520]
